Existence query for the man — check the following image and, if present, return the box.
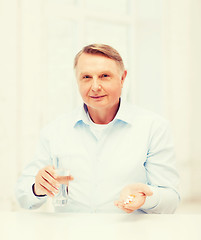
[15,44,180,214]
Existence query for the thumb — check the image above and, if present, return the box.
[141,185,153,196]
[67,175,74,181]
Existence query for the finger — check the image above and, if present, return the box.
[42,171,60,189]
[64,175,74,181]
[123,207,133,213]
[56,175,74,184]
[141,186,153,196]
[44,166,57,178]
[115,200,124,207]
[135,183,153,196]
[66,175,74,186]
[123,204,136,211]
[122,201,137,212]
[39,184,55,197]
[124,195,146,210]
[68,175,74,180]
[118,204,133,213]
[39,176,59,194]
[126,183,153,197]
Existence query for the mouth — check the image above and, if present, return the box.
[90,95,106,99]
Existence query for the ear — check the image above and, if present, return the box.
[121,70,127,86]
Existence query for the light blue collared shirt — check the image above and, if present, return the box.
[15,99,180,213]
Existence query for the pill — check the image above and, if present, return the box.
[124,194,136,204]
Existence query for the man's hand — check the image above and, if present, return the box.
[34,165,74,197]
[114,183,153,213]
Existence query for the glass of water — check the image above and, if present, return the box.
[52,156,70,207]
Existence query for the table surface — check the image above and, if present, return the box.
[1,212,201,240]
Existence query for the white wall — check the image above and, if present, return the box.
[0,0,18,210]
[0,0,201,211]
[165,0,201,200]
[189,0,201,199]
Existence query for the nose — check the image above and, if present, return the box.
[91,77,101,92]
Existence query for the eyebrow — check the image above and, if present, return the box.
[80,71,113,76]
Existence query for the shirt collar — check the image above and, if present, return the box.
[73,103,89,127]
[113,98,133,124]
[73,98,133,128]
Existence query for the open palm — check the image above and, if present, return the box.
[114,183,153,213]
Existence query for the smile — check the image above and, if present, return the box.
[90,95,106,99]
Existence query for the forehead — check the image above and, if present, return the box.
[76,53,120,74]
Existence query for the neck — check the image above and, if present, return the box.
[87,101,120,124]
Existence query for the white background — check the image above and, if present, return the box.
[0,0,201,212]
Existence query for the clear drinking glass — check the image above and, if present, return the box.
[52,156,70,207]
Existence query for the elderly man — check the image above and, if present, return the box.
[15,44,180,214]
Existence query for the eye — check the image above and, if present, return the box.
[83,75,91,79]
[101,74,109,78]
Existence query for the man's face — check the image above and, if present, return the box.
[75,53,126,111]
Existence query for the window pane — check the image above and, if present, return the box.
[85,0,130,14]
